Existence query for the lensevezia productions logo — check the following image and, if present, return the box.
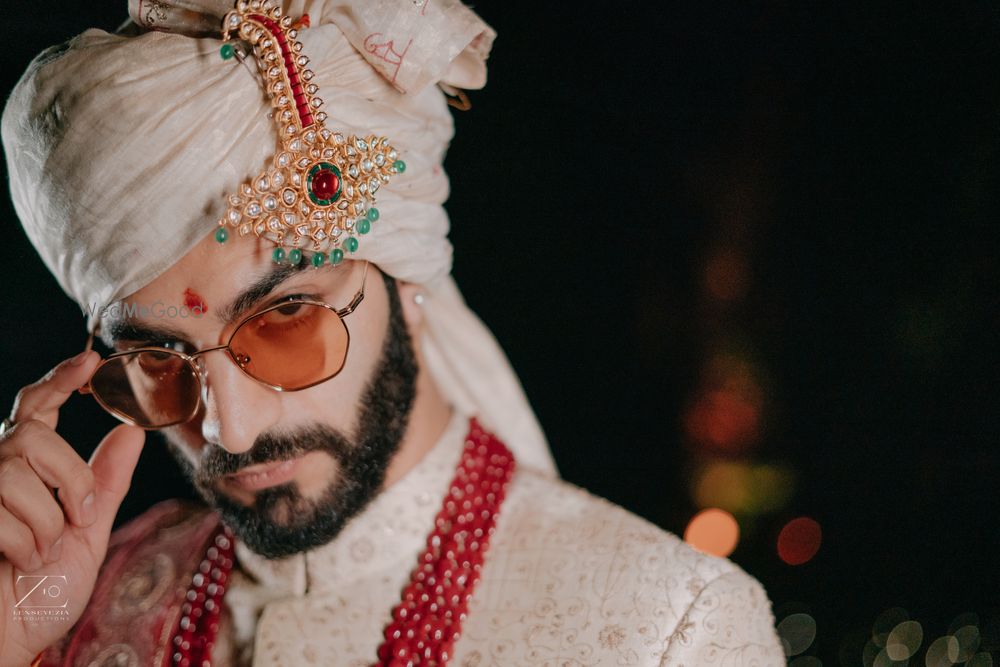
[12,574,70,622]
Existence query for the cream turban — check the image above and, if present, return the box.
[2,0,557,476]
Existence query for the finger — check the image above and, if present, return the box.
[0,506,42,572]
[86,425,144,540]
[0,420,97,528]
[10,351,101,430]
[0,457,66,562]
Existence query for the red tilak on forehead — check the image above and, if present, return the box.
[183,288,207,313]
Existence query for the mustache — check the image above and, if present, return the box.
[195,425,352,482]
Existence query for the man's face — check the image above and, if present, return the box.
[104,234,418,558]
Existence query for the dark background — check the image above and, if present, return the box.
[2,2,998,664]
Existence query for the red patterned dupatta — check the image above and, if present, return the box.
[36,418,514,667]
[34,500,222,666]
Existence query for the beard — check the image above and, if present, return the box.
[166,270,418,558]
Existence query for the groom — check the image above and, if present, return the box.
[1,0,783,664]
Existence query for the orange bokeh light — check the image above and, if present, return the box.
[684,508,740,557]
[777,517,822,565]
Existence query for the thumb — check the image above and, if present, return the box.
[86,424,145,537]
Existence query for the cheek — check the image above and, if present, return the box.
[282,292,388,425]
[160,425,203,472]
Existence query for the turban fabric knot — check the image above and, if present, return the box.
[2,0,557,476]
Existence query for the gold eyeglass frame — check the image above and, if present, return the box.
[79,261,369,429]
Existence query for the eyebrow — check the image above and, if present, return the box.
[216,261,310,324]
[103,262,311,346]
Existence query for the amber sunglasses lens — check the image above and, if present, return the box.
[89,350,200,428]
[228,302,349,390]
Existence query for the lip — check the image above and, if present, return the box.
[224,456,302,491]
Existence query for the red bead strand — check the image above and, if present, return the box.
[170,525,235,667]
[168,419,514,667]
[374,419,516,667]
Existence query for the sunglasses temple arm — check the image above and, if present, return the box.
[336,261,369,317]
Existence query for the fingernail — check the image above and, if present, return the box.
[81,492,96,525]
[28,551,42,571]
[69,350,91,366]
[48,536,63,562]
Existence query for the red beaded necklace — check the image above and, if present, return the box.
[169,418,515,667]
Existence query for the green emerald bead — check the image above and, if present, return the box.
[272,247,286,263]
[345,237,359,253]
[367,207,380,222]
[288,248,302,265]
[329,248,345,265]
[393,160,406,173]
[214,227,228,244]
[220,43,235,60]
[357,218,371,235]
[311,252,326,267]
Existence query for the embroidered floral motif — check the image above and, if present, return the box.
[599,624,627,649]
[460,651,482,667]
[670,614,696,647]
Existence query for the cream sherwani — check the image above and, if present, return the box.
[223,410,784,666]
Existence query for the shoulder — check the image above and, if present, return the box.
[463,468,784,666]
[499,468,754,587]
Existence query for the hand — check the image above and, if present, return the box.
[0,351,144,666]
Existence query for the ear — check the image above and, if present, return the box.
[394,280,426,336]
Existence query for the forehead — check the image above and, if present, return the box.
[100,233,344,344]
[129,233,271,304]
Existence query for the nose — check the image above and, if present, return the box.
[198,350,281,454]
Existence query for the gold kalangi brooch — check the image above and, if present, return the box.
[215,0,405,267]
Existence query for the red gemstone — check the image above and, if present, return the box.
[312,169,340,200]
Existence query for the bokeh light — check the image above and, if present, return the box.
[684,508,740,557]
[872,648,902,667]
[777,516,822,565]
[952,625,981,662]
[683,354,765,455]
[692,461,795,516]
[968,653,994,667]
[778,613,818,657]
[886,620,923,660]
[947,614,982,663]
[925,636,960,667]
[873,608,910,648]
